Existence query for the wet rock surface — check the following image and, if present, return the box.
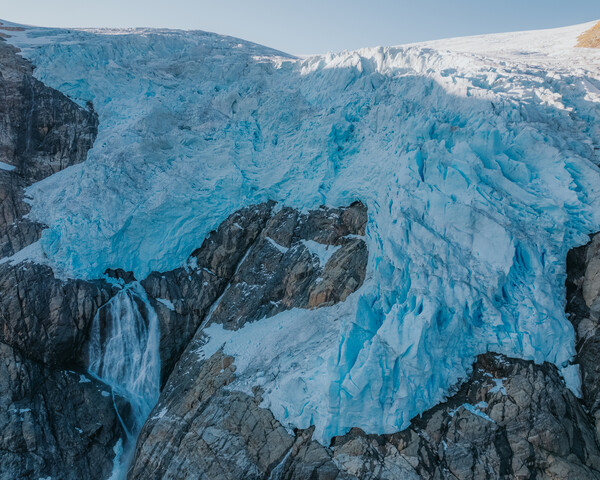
[0,261,116,366]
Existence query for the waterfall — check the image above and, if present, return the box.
[88,281,161,476]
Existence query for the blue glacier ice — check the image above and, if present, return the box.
[5,21,600,443]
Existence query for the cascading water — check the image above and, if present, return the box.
[88,281,161,478]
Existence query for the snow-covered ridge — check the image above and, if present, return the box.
[3,20,600,443]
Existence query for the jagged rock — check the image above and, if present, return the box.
[131,351,600,480]
[323,354,600,480]
[141,202,276,383]
[400,353,600,479]
[141,201,367,383]
[0,176,42,260]
[129,201,368,478]
[105,268,137,284]
[566,232,600,436]
[0,261,116,366]
[129,349,294,480]
[0,342,124,480]
[206,201,367,329]
[0,38,98,259]
[582,235,600,316]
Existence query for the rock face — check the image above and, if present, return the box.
[129,202,369,478]
[128,349,294,480]
[141,201,368,383]
[567,233,600,438]
[140,202,275,384]
[130,348,600,479]
[205,202,368,329]
[0,343,123,480]
[0,36,124,480]
[0,261,116,366]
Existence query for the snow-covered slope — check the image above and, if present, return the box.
[3,20,600,443]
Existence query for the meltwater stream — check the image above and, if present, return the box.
[88,282,161,478]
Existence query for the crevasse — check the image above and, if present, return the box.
[6,22,600,443]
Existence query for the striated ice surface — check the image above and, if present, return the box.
[5,21,600,443]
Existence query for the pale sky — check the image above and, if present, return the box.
[2,0,599,54]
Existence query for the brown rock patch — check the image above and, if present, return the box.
[577,21,600,48]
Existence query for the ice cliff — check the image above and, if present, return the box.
[4,20,600,445]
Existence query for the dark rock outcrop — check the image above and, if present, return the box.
[130,350,600,480]
[0,342,125,480]
[567,232,600,437]
[141,201,276,384]
[141,201,368,383]
[0,261,116,366]
[205,202,367,329]
[129,201,369,478]
[128,349,294,480]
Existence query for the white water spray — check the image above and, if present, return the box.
[88,281,161,476]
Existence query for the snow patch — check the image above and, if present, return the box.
[450,402,494,423]
[301,240,341,267]
[561,364,582,398]
[266,237,289,254]
[0,241,47,267]
[156,298,175,311]
[489,378,507,396]
[0,161,16,171]
[151,407,168,420]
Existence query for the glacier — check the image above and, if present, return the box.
[4,21,600,444]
